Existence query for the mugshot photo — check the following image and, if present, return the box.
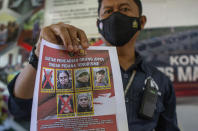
[92,67,110,89]
[56,69,73,90]
[76,92,93,114]
[41,68,55,90]
[57,94,75,117]
[74,68,91,90]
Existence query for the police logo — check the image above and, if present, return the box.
[132,20,138,28]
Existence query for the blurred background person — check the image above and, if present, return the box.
[0,24,8,45]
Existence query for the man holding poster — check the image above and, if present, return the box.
[8,0,180,130]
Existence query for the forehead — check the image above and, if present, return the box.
[101,0,136,7]
[59,72,67,76]
[79,72,88,76]
[63,96,68,100]
[79,96,88,99]
[97,72,104,75]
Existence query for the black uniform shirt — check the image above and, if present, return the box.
[121,52,180,131]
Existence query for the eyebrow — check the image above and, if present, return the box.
[119,3,130,8]
[103,5,113,9]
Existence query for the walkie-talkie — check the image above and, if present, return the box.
[139,78,158,119]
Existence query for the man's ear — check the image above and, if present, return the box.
[140,15,147,30]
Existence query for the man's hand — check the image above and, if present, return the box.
[35,22,89,57]
[13,23,89,99]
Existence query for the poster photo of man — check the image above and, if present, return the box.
[57,94,75,118]
[76,92,93,116]
[92,67,111,90]
[74,68,92,91]
[56,69,73,91]
[41,67,55,92]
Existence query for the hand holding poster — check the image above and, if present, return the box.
[30,40,128,131]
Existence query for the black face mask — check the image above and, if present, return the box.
[97,12,141,46]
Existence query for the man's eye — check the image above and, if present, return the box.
[120,8,129,12]
[104,9,113,14]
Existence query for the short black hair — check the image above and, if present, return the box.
[98,0,142,16]
[96,69,105,75]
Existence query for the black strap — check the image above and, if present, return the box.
[28,46,38,70]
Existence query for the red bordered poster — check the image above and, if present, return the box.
[30,39,128,131]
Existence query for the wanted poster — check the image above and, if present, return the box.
[30,40,128,131]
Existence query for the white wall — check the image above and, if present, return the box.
[142,0,198,28]
[176,97,198,131]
